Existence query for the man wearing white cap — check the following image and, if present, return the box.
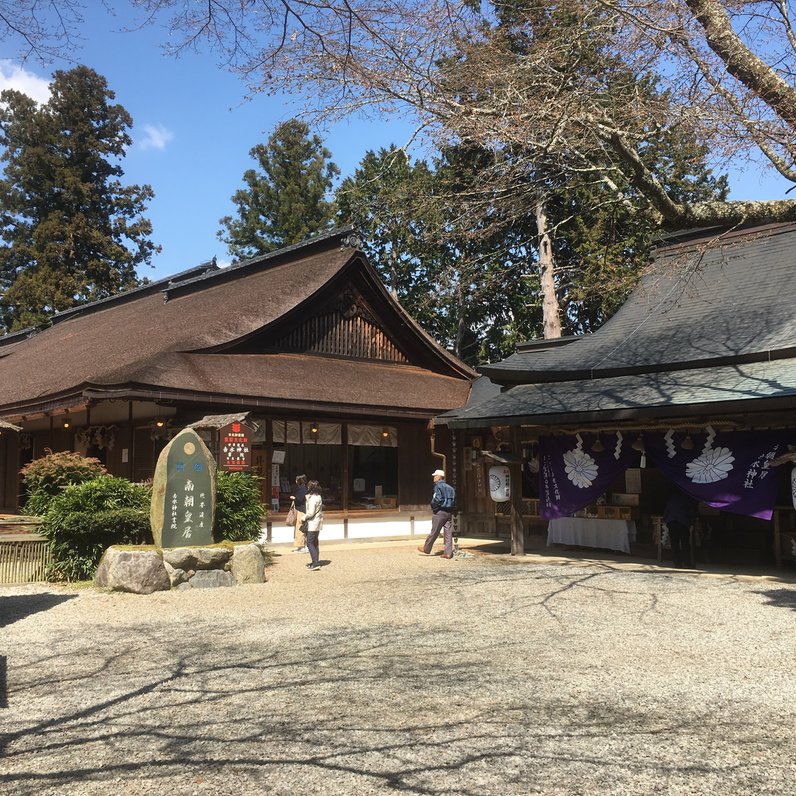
[418,469,456,559]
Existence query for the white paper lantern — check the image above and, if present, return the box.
[489,465,511,502]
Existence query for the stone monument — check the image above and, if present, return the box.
[150,427,216,547]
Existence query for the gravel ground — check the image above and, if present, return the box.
[1,538,796,796]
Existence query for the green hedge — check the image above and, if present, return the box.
[214,471,266,542]
[20,450,108,516]
[24,454,266,582]
[38,477,152,582]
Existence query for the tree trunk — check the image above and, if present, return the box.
[536,201,562,339]
[455,280,467,359]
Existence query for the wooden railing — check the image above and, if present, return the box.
[0,516,49,584]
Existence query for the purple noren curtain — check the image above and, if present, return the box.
[539,433,640,519]
[644,427,792,520]
[539,427,794,521]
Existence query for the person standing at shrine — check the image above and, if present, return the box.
[664,487,697,568]
[304,480,324,571]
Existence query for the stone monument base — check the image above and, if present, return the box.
[95,543,267,594]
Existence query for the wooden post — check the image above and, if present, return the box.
[341,422,350,515]
[510,426,524,556]
[774,509,782,570]
[127,402,134,479]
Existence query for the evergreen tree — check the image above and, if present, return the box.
[554,126,729,334]
[0,65,158,332]
[336,147,438,327]
[219,119,340,260]
[338,143,542,365]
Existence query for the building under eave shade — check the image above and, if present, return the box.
[439,223,796,568]
[0,228,476,542]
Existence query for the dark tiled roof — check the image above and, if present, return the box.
[481,223,796,383]
[441,358,796,427]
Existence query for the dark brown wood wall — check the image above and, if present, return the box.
[397,422,439,509]
[0,434,19,511]
[274,311,408,362]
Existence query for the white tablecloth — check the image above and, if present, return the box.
[547,517,636,554]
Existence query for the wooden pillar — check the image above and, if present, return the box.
[510,426,525,556]
[127,402,134,479]
[774,509,782,570]
[341,423,349,516]
[265,418,273,543]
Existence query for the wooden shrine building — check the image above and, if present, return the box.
[439,223,796,568]
[0,229,475,542]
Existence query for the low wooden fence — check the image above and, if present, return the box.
[0,538,50,584]
[0,516,49,584]
[0,537,50,583]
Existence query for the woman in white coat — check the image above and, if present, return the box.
[304,480,324,571]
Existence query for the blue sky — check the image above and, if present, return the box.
[1,4,793,282]
[1,5,419,280]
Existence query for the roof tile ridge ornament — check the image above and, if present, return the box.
[163,256,219,303]
[340,231,362,250]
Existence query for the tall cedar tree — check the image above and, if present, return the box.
[337,144,543,365]
[336,147,438,318]
[430,3,730,346]
[0,66,158,332]
[553,127,729,335]
[218,119,340,260]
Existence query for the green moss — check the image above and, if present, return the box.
[107,544,160,552]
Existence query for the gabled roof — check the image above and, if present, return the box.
[441,222,796,428]
[480,223,796,385]
[0,229,474,417]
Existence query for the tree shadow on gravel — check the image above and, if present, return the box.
[754,588,796,612]
[363,562,667,626]
[0,592,77,629]
[0,618,762,796]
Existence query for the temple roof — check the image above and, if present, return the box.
[0,229,474,418]
[443,223,796,428]
[480,223,796,385]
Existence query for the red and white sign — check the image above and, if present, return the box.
[218,422,252,471]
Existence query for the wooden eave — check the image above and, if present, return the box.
[478,345,796,386]
[79,383,455,420]
[440,393,796,431]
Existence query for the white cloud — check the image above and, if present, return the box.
[139,123,174,151]
[0,60,51,104]
[216,258,232,269]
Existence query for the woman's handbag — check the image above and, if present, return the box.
[285,501,297,526]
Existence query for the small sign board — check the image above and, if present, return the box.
[219,421,252,471]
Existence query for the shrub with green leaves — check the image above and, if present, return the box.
[20,450,108,516]
[39,477,152,582]
[31,462,265,581]
[215,471,266,542]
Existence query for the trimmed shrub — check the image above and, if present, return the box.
[215,471,266,542]
[35,466,266,581]
[39,477,152,582]
[21,450,108,516]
